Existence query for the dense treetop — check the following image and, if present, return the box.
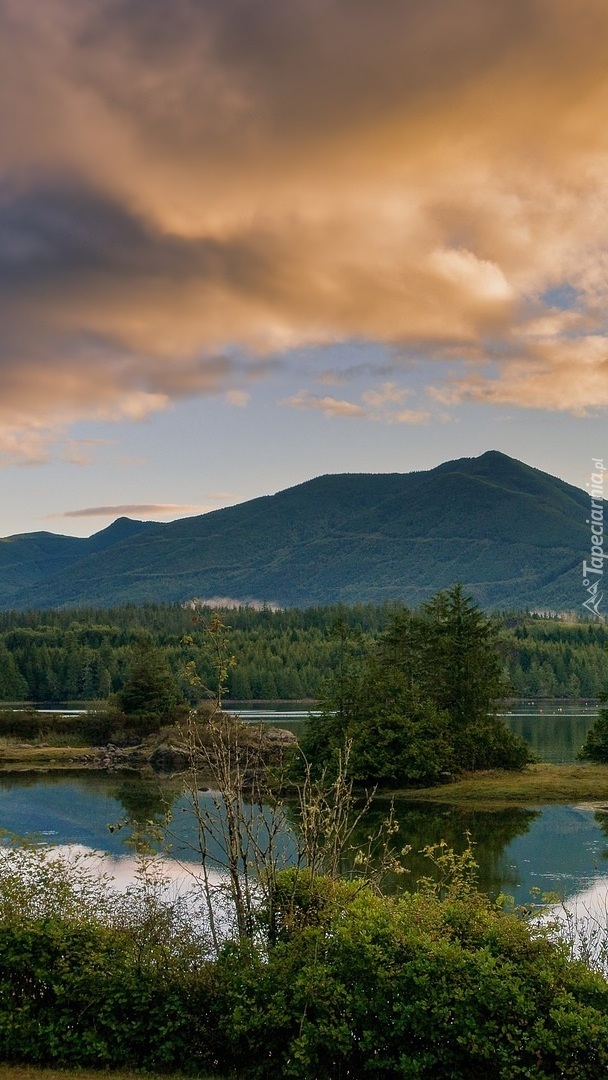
[0,601,606,704]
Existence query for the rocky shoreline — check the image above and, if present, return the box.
[0,725,299,774]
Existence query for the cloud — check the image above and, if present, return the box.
[282,391,366,419]
[1,0,608,457]
[225,389,250,407]
[61,438,113,466]
[282,383,431,424]
[317,362,397,387]
[428,337,608,415]
[55,503,208,519]
[361,381,411,408]
[393,409,431,425]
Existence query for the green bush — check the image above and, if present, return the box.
[0,919,212,1070]
[210,872,608,1079]
[0,846,214,1072]
[1,852,608,1078]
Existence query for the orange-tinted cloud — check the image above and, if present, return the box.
[282,391,366,419]
[56,503,208,518]
[1,0,608,459]
[282,385,430,424]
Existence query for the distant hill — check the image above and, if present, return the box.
[0,451,590,611]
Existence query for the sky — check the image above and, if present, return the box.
[1,0,607,537]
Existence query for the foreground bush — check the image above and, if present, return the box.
[207,871,608,1079]
[0,853,608,1078]
[0,847,214,1072]
[0,921,212,1070]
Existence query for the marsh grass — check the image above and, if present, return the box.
[0,745,90,769]
[399,763,608,804]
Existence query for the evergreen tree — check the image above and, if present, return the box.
[578,695,608,762]
[0,646,28,701]
[302,585,530,785]
[419,584,508,728]
[115,637,183,725]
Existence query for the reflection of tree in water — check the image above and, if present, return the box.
[329,800,540,899]
[111,778,177,829]
[591,810,608,862]
[108,780,538,897]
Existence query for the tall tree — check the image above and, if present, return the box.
[302,585,530,785]
[116,637,183,722]
[419,584,508,728]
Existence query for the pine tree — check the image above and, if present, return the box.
[420,584,507,728]
[116,637,183,719]
[578,696,608,763]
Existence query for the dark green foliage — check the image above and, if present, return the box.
[0,920,211,1071]
[418,584,507,729]
[116,637,183,717]
[303,661,454,786]
[106,636,186,736]
[0,601,396,705]
[0,452,592,610]
[209,872,608,1079]
[303,586,532,785]
[0,601,605,708]
[0,644,27,700]
[578,695,608,762]
[1,854,608,1078]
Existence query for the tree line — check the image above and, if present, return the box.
[0,602,606,703]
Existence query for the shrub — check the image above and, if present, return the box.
[0,919,213,1070]
[2,851,608,1078]
[0,846,214,1072]
[210,872,608,1079]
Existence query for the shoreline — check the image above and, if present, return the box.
[397,763,608,805]
[3,749,608,808]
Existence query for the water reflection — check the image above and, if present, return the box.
[356,801,539,899]
[0,773,606,913]
[110,776,175,830]
[502,712,597,764]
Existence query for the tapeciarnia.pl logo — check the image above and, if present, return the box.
[582,458,605,621]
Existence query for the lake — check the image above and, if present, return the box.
[0,700,607,924]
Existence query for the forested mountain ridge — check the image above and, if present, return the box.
[0,517,155,607]
[0,451,589,610]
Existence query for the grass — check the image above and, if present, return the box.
[0,744,142,772]
[0,745,97,771]
[399,763,608,805]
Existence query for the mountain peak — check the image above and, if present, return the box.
[0,453,589,611]
[86,516,159,553]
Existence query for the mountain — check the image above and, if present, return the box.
[0,451,591,611]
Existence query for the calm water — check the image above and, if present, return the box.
[0,770,608,913]
[0,700,606,916]
[499,701,599,764]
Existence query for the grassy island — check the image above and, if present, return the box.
[401,762,608,805]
